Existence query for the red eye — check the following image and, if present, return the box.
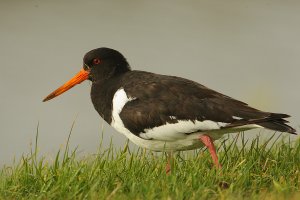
[93,58,101,65]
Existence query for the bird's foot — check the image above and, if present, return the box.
[165,163,171,175]
[165,151,173,175]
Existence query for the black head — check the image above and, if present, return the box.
[83,47,131,82]
[43,47,130,102]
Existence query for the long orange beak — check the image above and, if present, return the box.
[43,69,90,102]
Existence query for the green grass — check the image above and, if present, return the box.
[0,127,299,199]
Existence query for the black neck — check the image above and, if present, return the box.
[90,75,125,124]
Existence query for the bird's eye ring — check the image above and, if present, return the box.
[93,58,101,65]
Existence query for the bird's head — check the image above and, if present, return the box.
[43,47,130,102]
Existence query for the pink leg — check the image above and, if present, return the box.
[165,152,172,174]
[199,134,222,169]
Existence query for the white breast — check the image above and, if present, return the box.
[111,88,136,135]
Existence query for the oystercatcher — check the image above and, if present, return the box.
[43,47,296,172]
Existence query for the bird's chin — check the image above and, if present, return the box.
[88,76,94,82]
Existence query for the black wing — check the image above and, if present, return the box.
[119,71,296,136]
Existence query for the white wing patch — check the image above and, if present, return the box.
[232,116,243,120]
[140,120,229,141]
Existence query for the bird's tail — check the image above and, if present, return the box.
[256,113,297,134]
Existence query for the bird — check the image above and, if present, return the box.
[43,47,296,173]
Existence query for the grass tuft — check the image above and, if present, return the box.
[0,129,299,199]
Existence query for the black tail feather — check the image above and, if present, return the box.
[225,112,297,135]
[258,113,297,135]
[258,120,297,135]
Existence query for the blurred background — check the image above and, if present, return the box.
[1,0,299,166]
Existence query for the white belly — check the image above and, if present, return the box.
[114,128,223,151]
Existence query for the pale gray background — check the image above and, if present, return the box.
[1,0,299,166]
